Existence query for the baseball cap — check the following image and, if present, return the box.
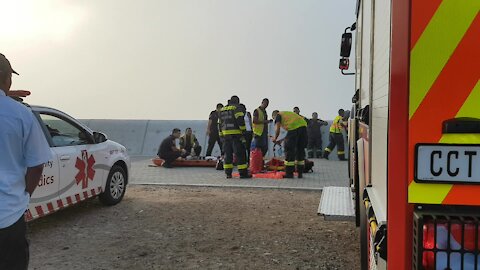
[0,53,19,76]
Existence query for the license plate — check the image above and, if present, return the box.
[415,144,480,183]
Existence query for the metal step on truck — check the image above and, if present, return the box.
[318,0,480,269]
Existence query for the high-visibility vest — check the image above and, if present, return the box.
[253,107,266,136]
[179,134,197,149]
[278,111,307,131]
[329,115,344,133]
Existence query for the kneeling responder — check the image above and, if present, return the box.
[323,109,347,160]
[271,110,307,178]
[218,96,251,178]
[179,127,202,157]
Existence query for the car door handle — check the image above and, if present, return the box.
[60,155,71,161]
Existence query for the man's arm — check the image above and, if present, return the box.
[206,119,212,135]
[235,109,246,133]
[193,135,199,146]
[25,164,44,196]
[272,122,281,143]
[178,137,185,150]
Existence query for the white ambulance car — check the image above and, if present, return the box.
[25,105,130,221]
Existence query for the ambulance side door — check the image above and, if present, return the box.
[37,112,104,205]
[28,112,60,218]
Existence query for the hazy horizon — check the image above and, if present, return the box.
[3,0,356,120]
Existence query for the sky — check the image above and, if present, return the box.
[2,0,356,120]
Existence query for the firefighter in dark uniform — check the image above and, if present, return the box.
[272,110,308,178]
[218,96,251,178]
[323,109,347,160]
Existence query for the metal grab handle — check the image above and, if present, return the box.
[60,155,71,161]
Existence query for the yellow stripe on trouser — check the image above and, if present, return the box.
[409,0,480,118]
[224,164,234,169]
[338,151,345,154]
[296,160,305,166]
[324,148,331,153]
[222,130,242,135]
[237,164,248,170]
[284,161,295,166]
[408,81,480,204]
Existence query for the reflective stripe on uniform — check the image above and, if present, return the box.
[222,105,236,111]
[338,151,345,155]
[237,164,248,170]
[239,125,246,131]
[222,130,242,135]
[235,112,244,119]
[324,148,332,153]
[224,163,234,169]
[296,160,305,166]
[284,161,295,166]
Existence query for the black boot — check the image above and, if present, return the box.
[338,154,347,161]
[239,169,252,179]
[296,165,304,178]
[225,168,233,179]
[323,151,330,160]
[284,166,294,178]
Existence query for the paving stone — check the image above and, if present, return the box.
[129,157,349,190]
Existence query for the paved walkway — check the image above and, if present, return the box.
[130,157,349,190]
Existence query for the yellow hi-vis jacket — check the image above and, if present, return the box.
[278,111,307,131]
[253,107,267,136]
[329,115,344,133]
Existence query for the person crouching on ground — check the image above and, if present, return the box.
[157,128,186,168]
[272,110,308,178]
[179,127,202,157]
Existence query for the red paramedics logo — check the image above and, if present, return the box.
[75,150,96,189]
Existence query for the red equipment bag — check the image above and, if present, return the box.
[249,148,263,174]
[265,158,285,171]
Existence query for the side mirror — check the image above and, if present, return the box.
[93,131,108,143]
[340,32,352,57]
[339,58,349,70]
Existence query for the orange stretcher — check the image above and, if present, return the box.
[152,157,216,167]
[231,171,298,179]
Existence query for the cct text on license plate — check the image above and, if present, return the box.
[415,144,480,183]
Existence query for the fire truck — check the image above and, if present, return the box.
[321,0,480,269]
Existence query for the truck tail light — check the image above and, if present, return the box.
[413,208,480,270]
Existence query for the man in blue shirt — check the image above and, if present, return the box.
[0,53,52,269]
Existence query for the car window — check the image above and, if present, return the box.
[39,113,91,147]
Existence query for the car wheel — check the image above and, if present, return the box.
[99,165,127,205]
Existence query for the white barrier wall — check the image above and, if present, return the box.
[81,119,347,160]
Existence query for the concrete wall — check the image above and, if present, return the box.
[81,120,347,160]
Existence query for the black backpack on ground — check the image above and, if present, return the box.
[303,159,314,173]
